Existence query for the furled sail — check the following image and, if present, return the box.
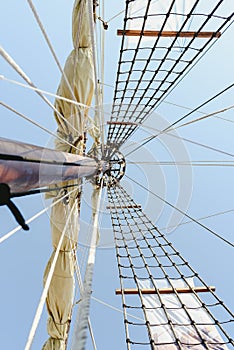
[42,0,97,349]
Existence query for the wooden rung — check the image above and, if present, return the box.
[115,286,216,295]
[106,205,141,209]
[117,30,221,39]
[107,121,138,126]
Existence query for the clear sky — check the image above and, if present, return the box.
[0,1,233,349]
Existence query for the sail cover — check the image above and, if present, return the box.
[42,0,96,349]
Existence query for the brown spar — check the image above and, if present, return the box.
[117,29,221,38]
[115,286,216,295]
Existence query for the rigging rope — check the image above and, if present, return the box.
[123,123,234,159]
[160,84,234,134]
[0,186,79,243]
[1,99,111,156]
[63,201,97,350]
[71,180,103,350]
[0,47,81,141]
[127,160,234,167]
[125,174,234,248]
[91,296,144,322]
[2,1,233,348]
[162,99,234,124]
[125,82,234,158]
[26,0,79,105]
[0,76,92,110]
[106,0,160,24]
[100,0,106,153]
[87,0,105,153]
[73,255,97,350]
[154,17,234,113]
[107,183,234,349]
[167,105,234,132]
[24,199,77,350]
[107,1,234,148]
[159,208,234,231]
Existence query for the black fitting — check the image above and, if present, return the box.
[0,183,29,231]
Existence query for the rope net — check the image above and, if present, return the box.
[107,0,233,148]
[107,183,234,349]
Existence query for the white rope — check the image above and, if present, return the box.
[213,115,234,123]
[87,0,105,152]
[71,182,103,350]
[26,0,101,146]
[107,1,160,23]
[107,9,125,23]
[107,0,158,22]
[100,0,106,152]
[61,194,97,350]
[74,254,83,295]
[162,100,234,124]
[168,105,234,132]
[92,77,234,124]
[79,231,93,277]
[75,206,95,279]
[98,81,114,88]
[0,76,91,109]
[0,47,80,137]
[24,199,77,350]
[0,101,79,152]
[26,0,79,104]
[96,81,233,124]
[91,296,144,322]
[122,115,234,158]
[73,253,97,350]
[159,209,234,231]
[127,160,234,167]
[135,105,234,141]
[0,188,78,245]
[72,0,85,109]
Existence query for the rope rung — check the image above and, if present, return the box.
[115,286,216,295]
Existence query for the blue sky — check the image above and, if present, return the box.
[0,1,233,349]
